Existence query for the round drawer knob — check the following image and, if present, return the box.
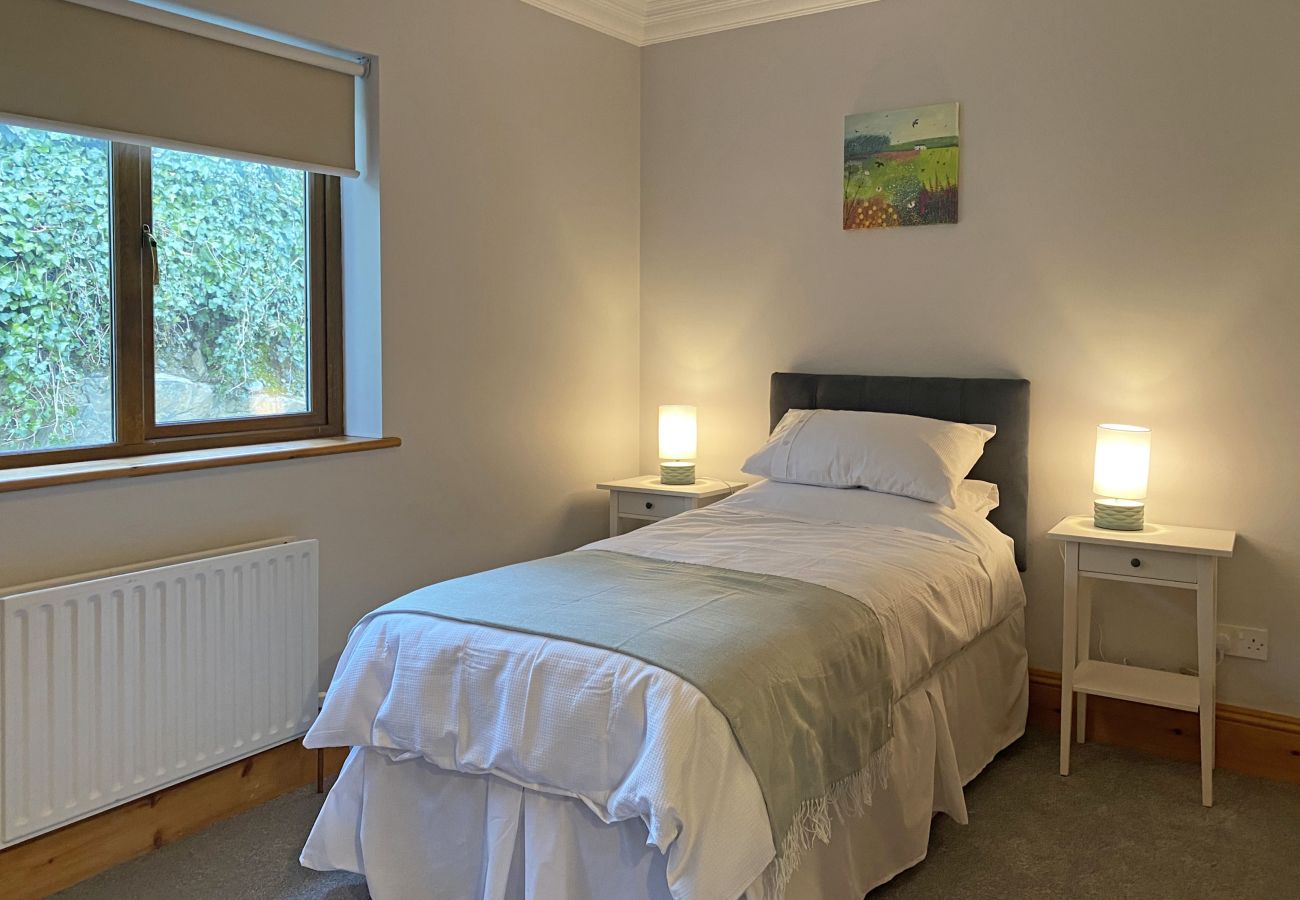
[645,501,654,510]
[1130,558,1142,568]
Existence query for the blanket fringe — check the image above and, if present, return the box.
[761,741,895,900]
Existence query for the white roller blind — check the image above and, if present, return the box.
[0,0,359,176]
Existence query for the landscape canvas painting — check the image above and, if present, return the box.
[843,102,959,229]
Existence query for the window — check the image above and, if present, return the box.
[0,123,342,468]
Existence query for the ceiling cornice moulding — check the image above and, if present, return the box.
[519,0,882,46]
[521,0,645,44]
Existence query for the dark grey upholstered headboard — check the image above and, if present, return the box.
[770,372,1030,571]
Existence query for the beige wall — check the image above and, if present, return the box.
[641,0,1300,714]
[0,0,642,680]
[6,0,1298,719]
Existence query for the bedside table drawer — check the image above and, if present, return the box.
[617,493,694,519]
[1078,543,1197,583]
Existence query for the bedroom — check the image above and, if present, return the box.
[0,0,1297,897]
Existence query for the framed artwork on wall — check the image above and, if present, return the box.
[843,102,959,229]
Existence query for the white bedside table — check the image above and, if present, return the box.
[1047,515,1235,806]
[596,475,745,537]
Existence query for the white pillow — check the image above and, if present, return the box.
[955,479,1000,517]
[741,409,995,508]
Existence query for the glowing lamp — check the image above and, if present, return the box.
[658,405,697,485]
[1093,423,1151,530]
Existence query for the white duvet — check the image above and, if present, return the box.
[304,481,1025,900]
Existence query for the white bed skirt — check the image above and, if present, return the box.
[301,608,1027,900]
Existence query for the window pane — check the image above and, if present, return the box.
[151,149,308,423]
[0,125,113,453]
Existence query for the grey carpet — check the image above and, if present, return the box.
[55,786,369,900]
[57,728,1300,899]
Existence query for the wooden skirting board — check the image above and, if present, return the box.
[0,742,349,900]
[1028,667,1300,786]
[5,676,1297,898]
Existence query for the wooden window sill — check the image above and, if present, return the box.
[0,436,401,494]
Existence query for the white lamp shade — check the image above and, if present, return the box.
[1093,423,1151,500]
[658,405,697,461]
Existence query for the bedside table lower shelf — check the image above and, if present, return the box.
[1072,660,1199,713]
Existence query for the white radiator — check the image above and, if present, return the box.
[0,538,318,846]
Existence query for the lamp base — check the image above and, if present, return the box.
[1094,499,1145,531]
[660,462,696,485]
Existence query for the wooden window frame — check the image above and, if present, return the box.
[0,143,343,471]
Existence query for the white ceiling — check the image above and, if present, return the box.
[520,0,882,46]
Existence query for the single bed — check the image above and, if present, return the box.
[301,372,1031,900]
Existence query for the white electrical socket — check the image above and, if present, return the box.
[1217,624,1268,660]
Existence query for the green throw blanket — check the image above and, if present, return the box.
[376,548,895,891]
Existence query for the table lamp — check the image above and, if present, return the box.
[658,405,697,485]
[1093,423,1151,530]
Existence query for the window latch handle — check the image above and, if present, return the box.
[142,224,160,286]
